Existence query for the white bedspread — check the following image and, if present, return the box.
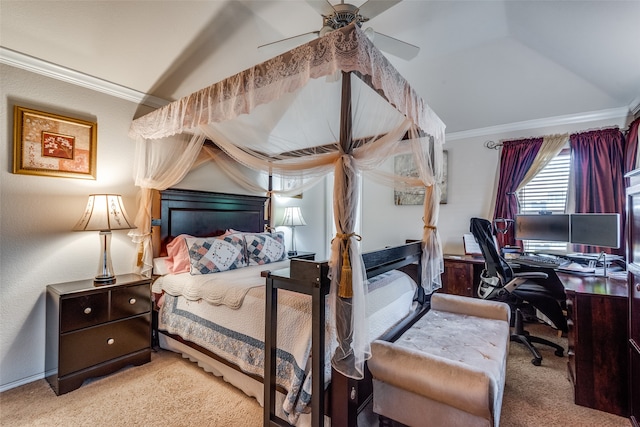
[153,260,290,309]
[156,267,417,425]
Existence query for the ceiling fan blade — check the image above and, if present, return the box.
[258,31,320,55]
[306,0,335,17]
[371,31,420,60]
[358,0,402,19]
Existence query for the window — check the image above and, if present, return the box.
[517,149,570,253]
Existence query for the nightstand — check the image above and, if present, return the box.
[289,252,315,260]
[45,273,152,395]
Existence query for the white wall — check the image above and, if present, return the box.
[362,114,633,255]
[0,64,147,390]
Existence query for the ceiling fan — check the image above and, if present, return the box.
[258,0,420,60]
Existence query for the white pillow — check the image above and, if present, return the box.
[152,257,171,276]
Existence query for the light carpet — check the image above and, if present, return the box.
[0,322,630,426]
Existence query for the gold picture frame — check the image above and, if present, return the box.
[13,106,97,179]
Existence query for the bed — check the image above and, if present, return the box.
[151,188,426,426]
[129,22,446,427]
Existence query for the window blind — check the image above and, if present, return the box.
[518,150,570,253]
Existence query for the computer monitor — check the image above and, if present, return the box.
[569,213,620,248]
[514,214,570,242]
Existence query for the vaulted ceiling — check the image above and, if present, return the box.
[2,0,639,136]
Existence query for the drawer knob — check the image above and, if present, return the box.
[129,298,136,305]
[107,338,115,345]
[84,307,92,315]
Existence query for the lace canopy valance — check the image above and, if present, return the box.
[128,23,445,380]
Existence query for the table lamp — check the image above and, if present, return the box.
[280,206,306,256]
[73,194,135,284]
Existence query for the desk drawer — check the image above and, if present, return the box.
[59,313,150,376]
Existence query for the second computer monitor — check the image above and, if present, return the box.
[514,213,621,248]
[570,213,620,248]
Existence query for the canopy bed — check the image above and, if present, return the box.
[128,23,446,426]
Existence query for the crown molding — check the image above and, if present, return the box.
[0,47,168,109]
[3,46,636,132]
[446,106,632,141]
[630,95,640,117]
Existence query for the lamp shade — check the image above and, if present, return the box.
[73,194,135,232]
[280,206,306,227]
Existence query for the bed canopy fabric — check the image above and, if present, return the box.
[128,23,445,380]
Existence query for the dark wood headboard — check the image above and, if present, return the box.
[153,188,268,256]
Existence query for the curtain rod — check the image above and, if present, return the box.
[484,124,633,150]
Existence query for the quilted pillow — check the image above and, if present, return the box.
[244,232,286,265]
[185,233,247,275]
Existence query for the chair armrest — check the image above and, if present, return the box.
[513,272,548,279]
[504,271,548,293]
[370,340,492,420]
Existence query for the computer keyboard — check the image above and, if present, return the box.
[511,254,562,268]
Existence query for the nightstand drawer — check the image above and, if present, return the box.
[111,283,151,320]
[59,313,151,376]
[60,293,109,333]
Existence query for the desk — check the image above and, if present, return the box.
[560,273,629,417]
[441,256,630,416]
[441,255,484,297]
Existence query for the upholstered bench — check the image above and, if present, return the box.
[369,293,511,427]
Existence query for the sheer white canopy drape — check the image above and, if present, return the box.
[128,24,445,380]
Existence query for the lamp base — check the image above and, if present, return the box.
[95,230,116,286]
[94,275,116,286]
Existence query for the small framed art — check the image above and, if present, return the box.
[394,151,448,205]
[13,106,97,179]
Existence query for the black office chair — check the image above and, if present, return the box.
[470,217,567,366]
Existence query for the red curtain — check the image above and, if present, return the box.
[570,128,626,255]
[493,138,543,247]
[626,117,640,182]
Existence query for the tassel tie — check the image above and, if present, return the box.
[334,232,362,298]
[423,217,437,232]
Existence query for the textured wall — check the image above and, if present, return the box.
[0,64,142,390]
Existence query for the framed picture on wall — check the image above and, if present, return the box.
[13,106,97,179]
[394,151,448,205]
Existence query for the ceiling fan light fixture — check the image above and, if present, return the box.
[261,1,418,61]
[319,25,333,37]
[364,26,375,42]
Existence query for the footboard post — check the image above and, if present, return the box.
[311,267,328,427]
[330,368,359,427]
[266,260,330,427]
[264,274,280,427]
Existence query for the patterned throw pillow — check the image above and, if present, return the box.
[185,234,247,275]
[244,232,286,265]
